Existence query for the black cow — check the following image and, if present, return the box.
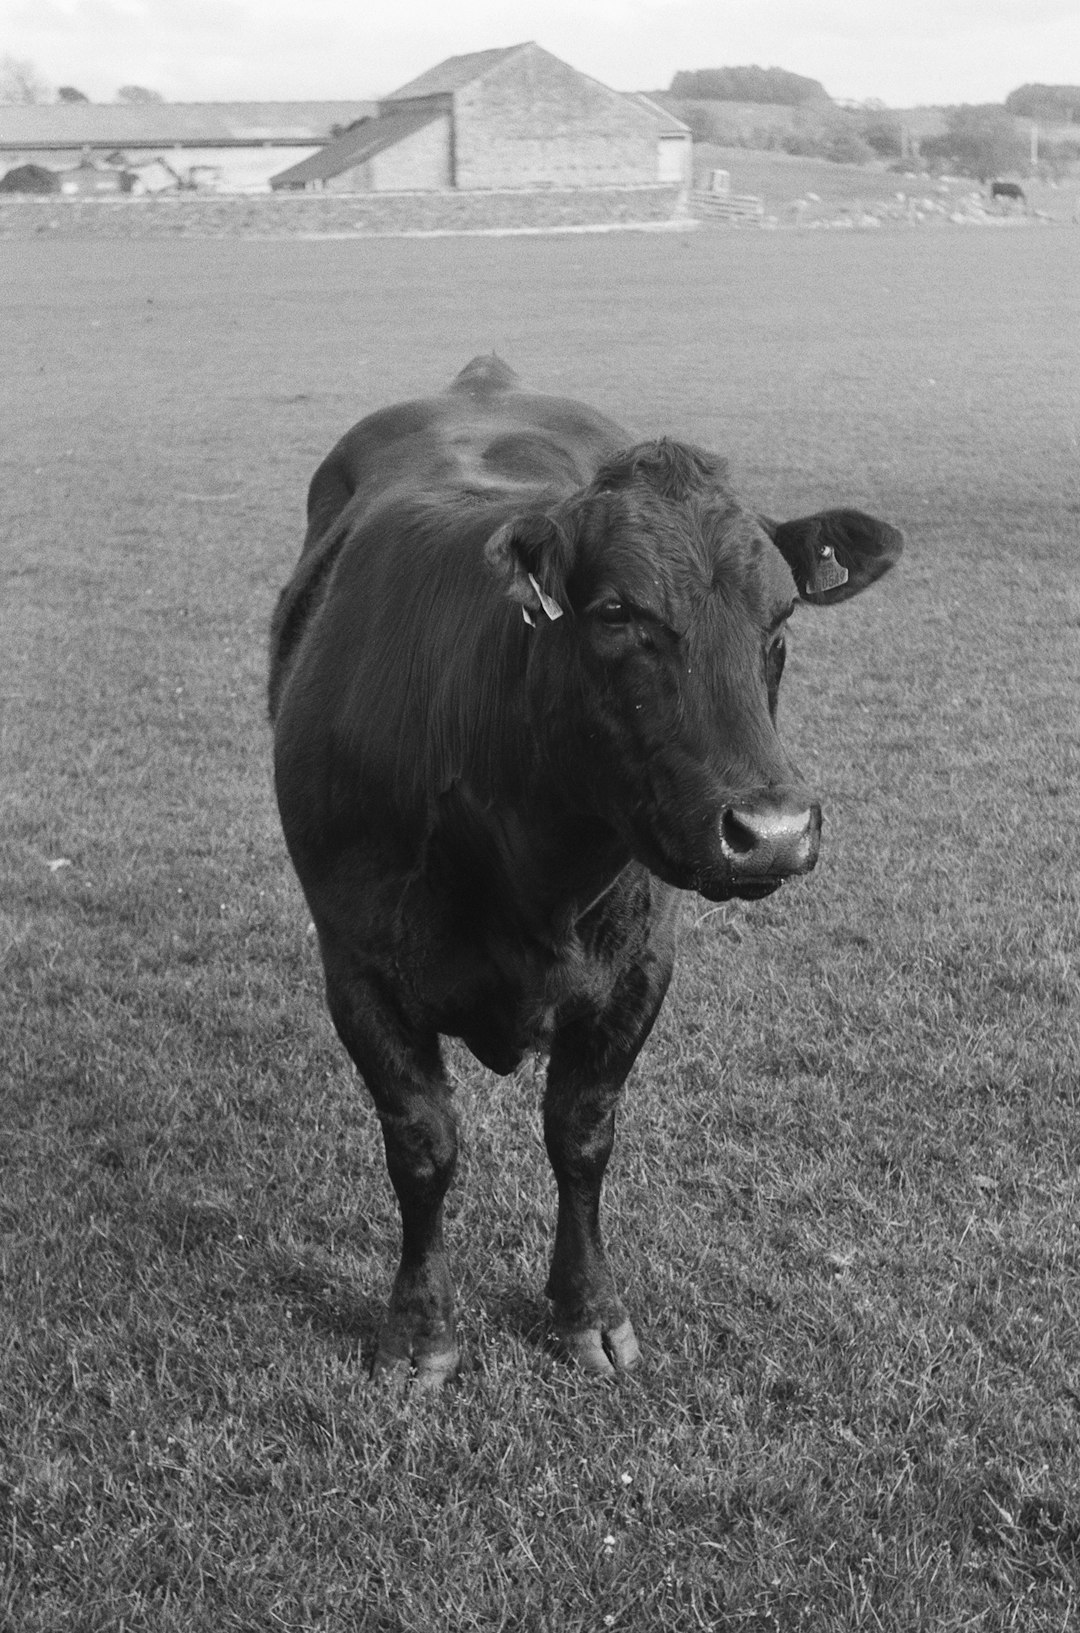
[990,180,1025,205]
[269,356,902,1384]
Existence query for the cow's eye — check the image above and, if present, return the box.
[595,600,632,625]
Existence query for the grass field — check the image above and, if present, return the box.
[3,227,1079,1630]
[691,144,1080,223]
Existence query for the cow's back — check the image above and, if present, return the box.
[306,354,626,540]
[268,356,627,721]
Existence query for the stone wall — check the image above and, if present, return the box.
[329,115,452,193]
[455,47,662,189]
[0,186,686,238]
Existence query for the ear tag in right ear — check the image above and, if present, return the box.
[527,573,564,621]
[807,543,849,594]
[522,605,536,627]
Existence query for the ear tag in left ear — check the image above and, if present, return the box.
[522,605,536,627]
[527,573,564,621]
[808,543,849,594]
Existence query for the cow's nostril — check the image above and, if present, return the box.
[720,809,759,856]
[719,798,820,876]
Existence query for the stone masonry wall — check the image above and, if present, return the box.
[320,115,454,191]
[454,48,661,190]
[325,116,452,193]
[0,186,685,238]
[367,116,452,192]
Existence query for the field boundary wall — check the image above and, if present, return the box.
[0,186,686,237]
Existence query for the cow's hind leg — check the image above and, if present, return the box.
[324,963,459,1387]
[543,947,673,1375]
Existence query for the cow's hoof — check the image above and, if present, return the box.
[558,1317,641,1376]
[371,1340,459,1390]
[370,1350,412,1390]
[412,1345,460,1389]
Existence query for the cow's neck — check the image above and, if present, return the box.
[430,779,631,947]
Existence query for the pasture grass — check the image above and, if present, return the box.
[2,228,1079,1630]
[691,143,1080,222]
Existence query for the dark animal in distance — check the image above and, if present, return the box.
[990,180,1025,205]
[269,356,903,1384]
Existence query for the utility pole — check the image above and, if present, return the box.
[1030,121,1039,166]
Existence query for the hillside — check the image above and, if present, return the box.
[691,144,1080,224]
[659,97,809,145]
[658,85,1080,182]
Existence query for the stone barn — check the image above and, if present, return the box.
[270,43,691,193]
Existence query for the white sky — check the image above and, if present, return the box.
[3,0,1078,107]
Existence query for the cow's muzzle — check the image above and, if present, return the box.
[717,790,821,890]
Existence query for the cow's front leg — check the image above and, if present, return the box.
[374,1079,459,1385]
[543,1066,640,1374]
[325,967,459,1386]
[543,945,673,1374]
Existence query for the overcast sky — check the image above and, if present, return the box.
[3,0,1078,107]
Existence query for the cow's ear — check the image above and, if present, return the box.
[764,509,904,604]
[593,439,729,503]
[484,512,573,621]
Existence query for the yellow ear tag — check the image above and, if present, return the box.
[527,573,564,621]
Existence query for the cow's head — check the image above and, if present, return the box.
[485,440,902,901]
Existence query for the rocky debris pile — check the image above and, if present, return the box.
[770,180,1059,231]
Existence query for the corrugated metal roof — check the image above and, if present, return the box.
[382,45,529,102]
[270,106,443,187]
[0,102,377,149]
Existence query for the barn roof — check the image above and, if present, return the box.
[270,106,444,188]
[623,93,692,135]
[382,45,530,102]
[0,101,378,151]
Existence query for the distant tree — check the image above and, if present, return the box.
[663,90,878,164]
[920,105,1028,180]
[58,86,91,103]
[779,121,874,165]
[858,114,904,158]
[669,66,830,107]
[1004,84,1080,123]
[819,127,875,165]
[1039,135,1080,178]
[116,84,165,103]
[0,55,51,104]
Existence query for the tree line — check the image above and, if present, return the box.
[1004,84,1080,122]
[0,55,162,104]
[664,69,1080,179]
[669,66,830,106]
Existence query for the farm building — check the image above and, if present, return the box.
[57,157,134,196]
[270,44,691,193]
[0,101,376,193]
